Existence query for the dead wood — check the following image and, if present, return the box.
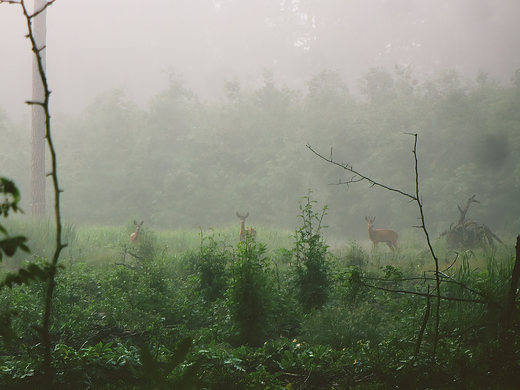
[439,196,502,249]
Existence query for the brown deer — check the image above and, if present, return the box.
[236,212,257,241]
[365,216,398,252]
[130,220,144,243]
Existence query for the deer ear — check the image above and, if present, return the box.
[134,220,138,225]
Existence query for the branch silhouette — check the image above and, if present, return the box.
[308,133,442,359]
[1,0,64,388]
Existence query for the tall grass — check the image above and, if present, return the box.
[0,215,76,269]
[1,217,296,276]
[2,216,514,277]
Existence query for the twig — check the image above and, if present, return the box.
[306,143,417,200]
[10,1,62,388]
[407,133,441,361]
[359,273,503,307]
[115,262,139,270]
[29,0,55,18]
[127,251,145,262]
[415,286,430,357]
[360,281,491,304]
[308,133,442,360]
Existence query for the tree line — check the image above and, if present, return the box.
[2,66,520,240]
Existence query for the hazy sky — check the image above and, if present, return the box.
[1,0,520,121]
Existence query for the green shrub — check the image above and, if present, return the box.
[197,230,230,302]
[293,192,332,313]
[228,237,273,347]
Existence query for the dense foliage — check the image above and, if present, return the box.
[2,67,520,240]
[0,214,519,388]
[293,192,331,312]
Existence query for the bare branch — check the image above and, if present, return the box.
[29,0,55,19]
[25,100,48,107]
[407,132,442,359]
[306,143,417,200]
[415,286,430,357]
[361,281,490,305]
[127,251,146,262]
[115,262,139,270]
[359,273,503,310]
[308,133,443,360]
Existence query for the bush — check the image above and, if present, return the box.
[228,237,273,347]
[293,192,332,312]
[197,230,230,303]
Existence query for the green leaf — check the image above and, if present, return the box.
[0,177,23,218]
[0,235,29,257]
[1,263,51,289]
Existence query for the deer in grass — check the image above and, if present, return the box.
[365,216,398,252]
[130,220,144,243]
[236,212,256,241]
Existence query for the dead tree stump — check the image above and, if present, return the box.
[439,195,502,249]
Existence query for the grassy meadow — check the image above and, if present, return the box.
[0,215,518,389]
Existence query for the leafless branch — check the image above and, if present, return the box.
[451,322,498,339]
[361,274,502,307]
[115,262,139,270]
[308,133,444,360]
[127,251,146,262]
[360,281,490,305]
[306,142,417,200]
[415,286,430,357]
[407,133,442,359]
[29,0,55,18]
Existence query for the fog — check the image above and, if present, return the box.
[1,0,520,240]
[2,0,520,120]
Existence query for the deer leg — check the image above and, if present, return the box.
[386,242,396,252]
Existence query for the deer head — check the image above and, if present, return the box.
[130,220,144,243]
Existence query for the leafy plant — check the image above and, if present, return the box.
[293,191,331,312]
[133,337,204,390]
[0,178,29,262]
[228,235,273,347]
[197,229,229,303]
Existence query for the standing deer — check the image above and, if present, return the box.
[130,220,144,243]
[365,216,398,252]
[236,212,257,241]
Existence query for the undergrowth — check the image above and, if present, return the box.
[0,216,518,389]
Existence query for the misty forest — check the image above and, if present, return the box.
[1,1,520,389]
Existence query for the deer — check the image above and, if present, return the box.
[130,220,144,243]
[365,216,398,252]
[236,212,257,241]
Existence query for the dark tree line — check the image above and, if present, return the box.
[2,66,520,239]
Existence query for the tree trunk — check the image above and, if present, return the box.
[30,0,47,217]
[502,235,520,330]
